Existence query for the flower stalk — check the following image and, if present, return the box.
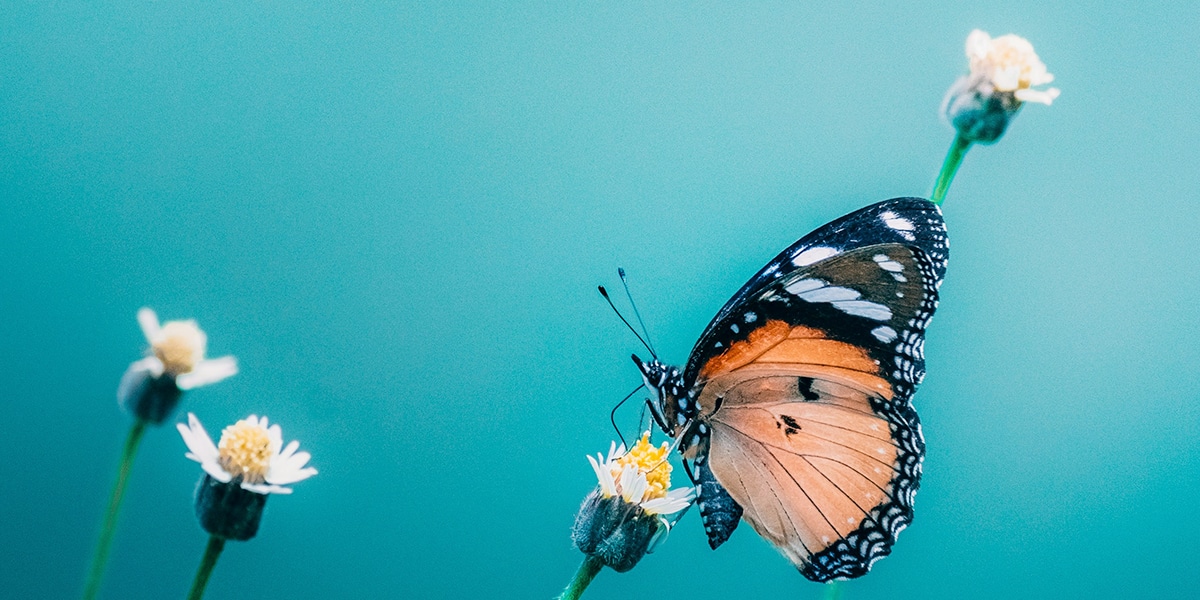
[186,535,227,600]
[930,134,971,205]
[81,419,148,600]
[557,555,604,600]
[823,581,845,600]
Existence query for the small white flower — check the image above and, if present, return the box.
[964,29,1060,105]
[177,413,317,495]
[137,307,238,388]
[585,435,694,515]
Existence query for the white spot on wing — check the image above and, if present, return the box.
[785,278,826,295]
[798,286,860,303]
[834,300,892,321]
[880,211,914,231]
[790,280,894,321]
[880,211,917,241]
[872,254,905,272]
[871,325,898,343]
[791,246,838,267]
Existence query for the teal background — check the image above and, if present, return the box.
[2,2,1197,599]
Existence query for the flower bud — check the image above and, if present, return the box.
[571,490,663,573]
[569,434,695,573]
[117,358,183,424]
[942,29,1060,144]
[942,73,1022,144]
[194,474,268,541]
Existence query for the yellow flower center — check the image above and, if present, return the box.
[152,320,207,376]
[217,420,272,484]
[613,433,672,501]
[987,36,1040,90]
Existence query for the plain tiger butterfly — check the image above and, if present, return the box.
[632,197,948,581]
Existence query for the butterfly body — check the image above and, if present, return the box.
[635,198,948,582]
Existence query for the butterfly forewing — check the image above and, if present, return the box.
[686,197,947,384]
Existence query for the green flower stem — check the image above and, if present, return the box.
[186,536,227,600]
[822,581,844,600]
[931,133,972,206]
[82,419,148,600]
[557,556,603,600]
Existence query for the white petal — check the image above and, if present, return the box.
[175,356,238,390]
[617,464,636,499]
[201,461,233,483]
[641,496,692,515]
[268,466,318,486]
[266,424,283,449]
[992,66,1021,92]
[130,356,165,379]
[241,482,291,495]
[607,442,625,463]
[278,440,300,461]
[588,455,617,496]
[1015,87,1061,105]
[641,488,695,514]
[175,424,203,464]
[178,413,220,463]
[965,29,991,61]
[664,487,696,501]
[137,307,161,343]
[283,450,312,470]
[621,467,648,504]
[268,449,315,484]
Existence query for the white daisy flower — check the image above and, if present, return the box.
[965,29,1060,105]
[137,307,238,389]
[941,29,1061,145]
[571,433,695,574]
[177,413,317,495]
[585,434,694,515]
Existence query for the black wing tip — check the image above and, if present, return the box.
[870,196,942,215]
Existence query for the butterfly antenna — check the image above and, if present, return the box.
[598,285,656,358]
[609,383,646,449]
[618,267,657,357]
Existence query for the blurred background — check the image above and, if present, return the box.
[2,2,1197,598]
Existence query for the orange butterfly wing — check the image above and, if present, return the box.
[704,370,918,580]
[686,243,933,581]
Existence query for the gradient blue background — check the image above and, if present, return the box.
[2,2,1197,599]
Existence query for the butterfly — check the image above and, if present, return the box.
[632,197,948,581]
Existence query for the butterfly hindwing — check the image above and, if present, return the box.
[704,373,923,581]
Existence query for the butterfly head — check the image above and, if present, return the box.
[631,354,693,436]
